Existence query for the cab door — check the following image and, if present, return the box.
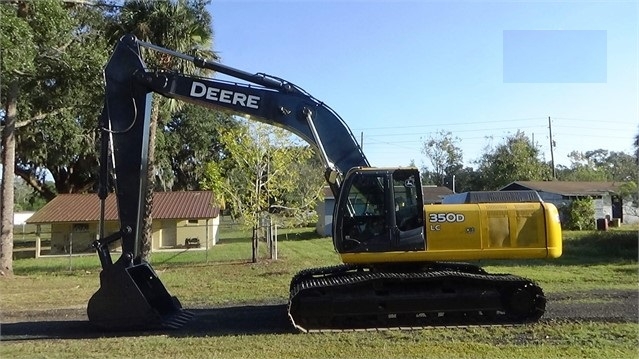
[334,168,425,253]
[392,170,425,251]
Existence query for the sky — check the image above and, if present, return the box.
[207,0,638,170]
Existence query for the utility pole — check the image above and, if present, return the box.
[532,133,535,148]
[548,116,556,179]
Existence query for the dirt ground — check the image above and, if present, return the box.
[1,289,637,340]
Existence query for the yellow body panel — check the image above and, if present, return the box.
[340,202,562,264]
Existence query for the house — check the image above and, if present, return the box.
[14,211,35,227]
[13,211,38,241]
[500,181,638,224]
[27,191,221,255]
[316,185,454,236]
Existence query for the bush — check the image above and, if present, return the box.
[560,197,595,230]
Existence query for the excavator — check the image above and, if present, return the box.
[88,34,562,332]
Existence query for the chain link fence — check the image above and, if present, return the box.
[12,216,281,265]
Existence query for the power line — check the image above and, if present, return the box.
[359,132,634,146]
[554,132,636,140]
[553,125,636,130]
[352,117,637,132]
[351,117,547,131]
[552,117,636,124]
[365,125,546,137]
[365,137,419,150]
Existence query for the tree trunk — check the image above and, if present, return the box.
[0,83,20,277]
[139,101,160,261]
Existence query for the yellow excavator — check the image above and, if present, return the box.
[88,35,562,332]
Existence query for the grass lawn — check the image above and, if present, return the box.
[2,322,637,359]
[1,227,638,358]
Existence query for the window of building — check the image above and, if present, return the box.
[72,223,89,232]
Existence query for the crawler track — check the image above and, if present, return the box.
[288,263,545,332]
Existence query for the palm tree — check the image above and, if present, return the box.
[108,0,214,259]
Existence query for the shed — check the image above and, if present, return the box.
[500,181,637,224]
[27,191,220,254]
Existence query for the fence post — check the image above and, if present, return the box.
[267,216,272,259]
[35,225,41,259]
[205,219,209,263]
[252,225,258,263]
[272,222,278,261]
[68,232,73,271]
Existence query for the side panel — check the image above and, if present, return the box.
[425,203,548,251]
[340,202,562,264]
[424,204,482,251]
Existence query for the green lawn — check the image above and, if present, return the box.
[2,322,637,359]
[6,227,635,309]
[1,227,638,359]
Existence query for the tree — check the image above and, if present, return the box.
[276,153,325,226]
[201,121,319,262]
[476,131,551,190]
[420,130,463,188]
[13,176,46,212]
[154,103,238,191]
[7,3,109,201]
[600,151,637,181]
[107,0,214,259]
[201,121,317,227]
[557,150,638,182]
[556,151,609,181]
[449,166,484,193]
[1,0,103,277]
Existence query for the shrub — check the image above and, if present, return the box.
[560,197,595,230]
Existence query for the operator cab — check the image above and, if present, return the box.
[333,168,425,254]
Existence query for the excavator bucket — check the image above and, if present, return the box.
[87,260,193,331]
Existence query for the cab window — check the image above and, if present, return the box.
[341,173,390,251]
[393,172,421,232]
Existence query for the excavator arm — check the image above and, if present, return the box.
[89,34,368,330]
[96,34,368,261]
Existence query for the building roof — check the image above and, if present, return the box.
[27,191,219,224]
[501,181,625,197]
[422,185,454,204]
